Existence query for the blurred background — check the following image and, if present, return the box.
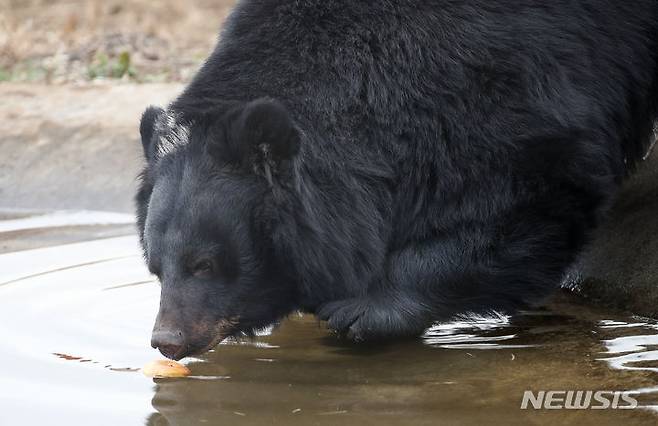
[0,0,236,83]
[0,0,236,217]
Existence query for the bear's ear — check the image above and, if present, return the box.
[221,98,300,184]
[140,106,164,162]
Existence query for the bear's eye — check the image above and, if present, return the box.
[191,259,215,279]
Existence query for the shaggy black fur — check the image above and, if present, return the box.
[137,0,658,358]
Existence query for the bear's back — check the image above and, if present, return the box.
[176,0,658,174]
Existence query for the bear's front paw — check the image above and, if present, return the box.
[317,298,368,341]
[317,297,409,342]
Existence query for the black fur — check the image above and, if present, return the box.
[137,0,658,357]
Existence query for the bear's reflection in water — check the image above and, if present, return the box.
[146,302,658,426]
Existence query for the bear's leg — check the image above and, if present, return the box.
[318,197,599,341]
[317,239,565,340]
[317,237,474,341]
[316,288,433,341]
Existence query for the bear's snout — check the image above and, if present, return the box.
[151,300,237,360]
[151,327,187,360]
[151,303,191,360]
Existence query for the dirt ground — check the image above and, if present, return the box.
[1,0,236,83]
[0,1,235,209]
[0,82,183,212]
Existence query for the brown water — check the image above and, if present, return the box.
[1,210,658,425]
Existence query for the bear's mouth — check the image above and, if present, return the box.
[190,316,240,357]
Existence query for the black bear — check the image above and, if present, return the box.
[137,0,658,360]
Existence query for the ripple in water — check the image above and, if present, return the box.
[422,313,537,350]
[2,209,658,425]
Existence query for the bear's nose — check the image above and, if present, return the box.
[151,329,187,360]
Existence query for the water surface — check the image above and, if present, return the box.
[1,210,658,425]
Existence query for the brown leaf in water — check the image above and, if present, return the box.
[52,352,83,361]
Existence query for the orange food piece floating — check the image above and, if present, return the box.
[142,359,191,378]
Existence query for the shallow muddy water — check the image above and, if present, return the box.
[1,210,658,425]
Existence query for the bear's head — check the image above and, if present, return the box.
[136,98,300,360]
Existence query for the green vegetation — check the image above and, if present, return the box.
[0,62,49,83]
[0,68,11,82]
[86,51,137,80]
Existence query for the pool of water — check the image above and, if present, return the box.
[1,210,658,425]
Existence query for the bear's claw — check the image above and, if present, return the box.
[317,297,409,342]
[317,298,367,340]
